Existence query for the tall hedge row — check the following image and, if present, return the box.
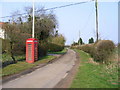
[2,37,65,58]
[71,40,115,63]
[48,42,64,52]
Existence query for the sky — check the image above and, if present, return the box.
[0,0,119,45]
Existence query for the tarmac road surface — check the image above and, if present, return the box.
[2,49,77,88]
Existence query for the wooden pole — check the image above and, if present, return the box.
[79,30,80,46]
[95,0,99,42]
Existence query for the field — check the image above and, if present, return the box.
[71,49,119,88]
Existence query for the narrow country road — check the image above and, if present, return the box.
[2,49,77,88]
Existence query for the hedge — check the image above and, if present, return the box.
[71,40,115,64]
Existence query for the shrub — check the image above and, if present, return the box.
[118,43,120,49]
[87,44,96,57]
[48,42,64,52]
[12,41,26,55]
[70,45,79,49]
[94,40,115,63]
[1,32,31,55]
[11,33,30,55]
[50,35,65,46]
[80,44,91,53]
[48,35,65,52]
[1,38,11,54]
[76,40,115,64]
[79,44,95,57]
[38,41,49,57]
[118,43,120,55]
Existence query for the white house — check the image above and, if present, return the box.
[0,22,6,39]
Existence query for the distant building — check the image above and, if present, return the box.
[0,22,7,39]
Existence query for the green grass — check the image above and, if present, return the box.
[2,48,67,77]
[2,55,56,77]
[71,49,118,88]
[48,48,67,54]
[2,48,67,63]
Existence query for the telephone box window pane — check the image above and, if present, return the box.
[28,44,32,61]
[34,44,37,60]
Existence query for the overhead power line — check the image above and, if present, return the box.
[0,0,94,19]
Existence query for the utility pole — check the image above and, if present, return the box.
[79,30,80,46]
[73,38,74,46]
[32,0,35,38]
[95,0,99,42]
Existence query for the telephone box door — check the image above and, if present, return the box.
[26,38,38,63]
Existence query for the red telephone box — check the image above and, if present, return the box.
[26,38,38,63]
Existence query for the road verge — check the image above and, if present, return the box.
[2,51,67,84]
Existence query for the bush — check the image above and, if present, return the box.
[75,40,115,64]
[38,41,49,57]
[80,44,91,53]
[1,32,31,55]
[11,33,30,55]
[78,44,95,57]
[48,42,64,52]
[48,35,65,52]
[70,46,79,49]
[118,43,120,49]
[12,41,26,55]
[118,43,120,55]
[1,38,11,54]
[93,40,115,63]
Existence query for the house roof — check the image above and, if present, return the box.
[0,22,4,25]
[0,22,5,28]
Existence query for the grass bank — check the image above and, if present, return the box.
[71,49,118,88]
[2,48,67,77]
[2,55,56,77]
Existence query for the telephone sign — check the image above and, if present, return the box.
[26,38,38,63]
